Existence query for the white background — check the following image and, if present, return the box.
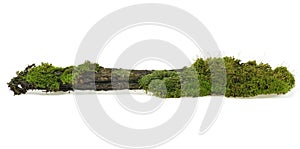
[1,0,300,149]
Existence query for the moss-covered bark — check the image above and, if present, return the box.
[8,57,295,98]
[8,61,153,95]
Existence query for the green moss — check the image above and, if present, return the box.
[60,66,74,84]
[74,61,102,73]
[24,63,63,92]
[180,67,201,97]
[141,70,181,98]
[72,61,103,83]
[111,69,130,79]
[139,56,295,98]
[138,70,179,93]
[148,79,168,98]
[22,61,103,92]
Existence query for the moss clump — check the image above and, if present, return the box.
[24,63,63,91]
[138,70,181,98]
[224,57,295,97]
[60,66,74,85]
[179,67,202,97]
[72,61,103,83]
[111,69,131,79]
[17,61,103,92]
[139,56,295,98]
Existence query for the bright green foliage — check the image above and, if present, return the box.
[60,66,74,84]
[24,63,63,91]
[74,61,103,73]
[139,56,295,98]
[22,61,103,92]
[139,58,226,98]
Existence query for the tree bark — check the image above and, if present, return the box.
[73,69,153,91]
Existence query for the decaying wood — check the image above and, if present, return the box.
[73,69,154,91]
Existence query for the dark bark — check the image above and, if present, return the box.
[73,69,154,91]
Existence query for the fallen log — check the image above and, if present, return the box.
[7,62,155,95]
[8,57,295,98]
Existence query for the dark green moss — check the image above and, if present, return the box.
[138,70,179,91]
[24,63,63,91]
[72,61,103,82]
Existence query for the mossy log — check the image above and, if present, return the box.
[8,57,295,98]
[8,64,154,95]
